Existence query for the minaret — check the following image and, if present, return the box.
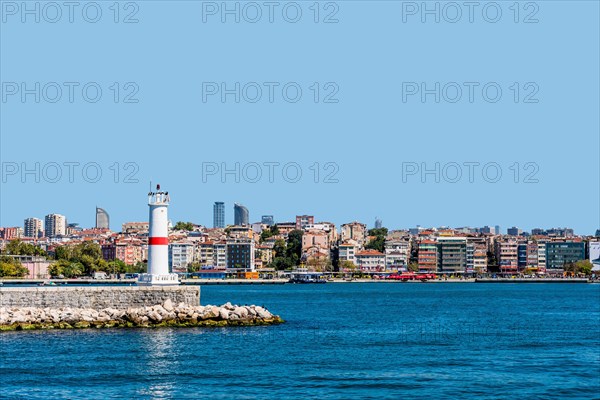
[138,184,179,286]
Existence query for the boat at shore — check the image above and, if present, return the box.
[37,281,57,287]
[288,269,327,284]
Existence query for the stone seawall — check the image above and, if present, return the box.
[0,286,200,309]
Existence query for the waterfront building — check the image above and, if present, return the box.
[473,246,488,273]
[438,237,467,274]
[340,222,368,249]
[466,243,475,273]
[213,241,227,269]
[524,241,540,270]
[101,243,116,261]
[8,255,50,279]
[384,239,410,269]
[355,249,385,272]
[44,214,66,238]
[418,240,438,272]
[518,243,528,268]
[226,238,255,271]
[338,242,358,265]
[537,240,547,273]
[296,215,315,230]
[261,215,274,226]
[95,207,110,230]
[589,241,600,270]
[24,218,44,238]
[196,241,215,267]
[495,238,519,275]
[256,244,274,265]
[302,229,330,260]
[304,222,338,243]
[545,241,585,272]
[169,242,194,273]
[116,241,144,266]
[234,203,249,226]
[213,202,225,228]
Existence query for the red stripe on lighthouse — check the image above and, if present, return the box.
[148,237,169,245]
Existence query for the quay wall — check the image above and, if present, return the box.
[0,286,200,309]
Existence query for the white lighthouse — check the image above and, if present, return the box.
[138,184,179,286]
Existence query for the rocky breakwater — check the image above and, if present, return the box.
[0,299,283,331]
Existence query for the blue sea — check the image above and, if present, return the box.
[1,283,599,399]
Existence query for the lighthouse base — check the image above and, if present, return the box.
[137,273,180,286]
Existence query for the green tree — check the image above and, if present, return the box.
[366,228,388,253]
[131,261,147,273]
[3,240,46,257]
[107,259,127,274]
[173,221,194,231]
[260,229,274,243]
[48,259,84,278]
[0,256,29,277]
[52,242,104,276]
[286,230,303,260]
[565,260,593,276]
[408,262,419,272]
[187,262,202,273]
[273,239,286,258]
[340,260,357,272]
[270,257,294,271]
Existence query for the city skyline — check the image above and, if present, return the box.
[3,205,595,237]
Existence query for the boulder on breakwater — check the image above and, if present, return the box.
[0,299,283,331]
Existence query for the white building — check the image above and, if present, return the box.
[44,214,66,238]
[213,242,227,269]
[355,250,386,271]
[24,217,44,238]
[168,242,194,273]
[338,242,357,265]
[384,239,410,268]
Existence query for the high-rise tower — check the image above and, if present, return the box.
[95,207,110,229]
[214,202,225,228]
[234,203,249,226]
[138,184,179,286]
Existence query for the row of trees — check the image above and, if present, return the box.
[3,240,47,257]
[0,240,44,277]
[0,256,29,277]
[49,242,146,278]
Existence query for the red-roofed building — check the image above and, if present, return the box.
[355,249,385,271]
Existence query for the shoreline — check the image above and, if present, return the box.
[1,278,594,285]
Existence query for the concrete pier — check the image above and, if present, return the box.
[0,286,200,309]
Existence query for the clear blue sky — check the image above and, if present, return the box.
[1,1,599,235]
